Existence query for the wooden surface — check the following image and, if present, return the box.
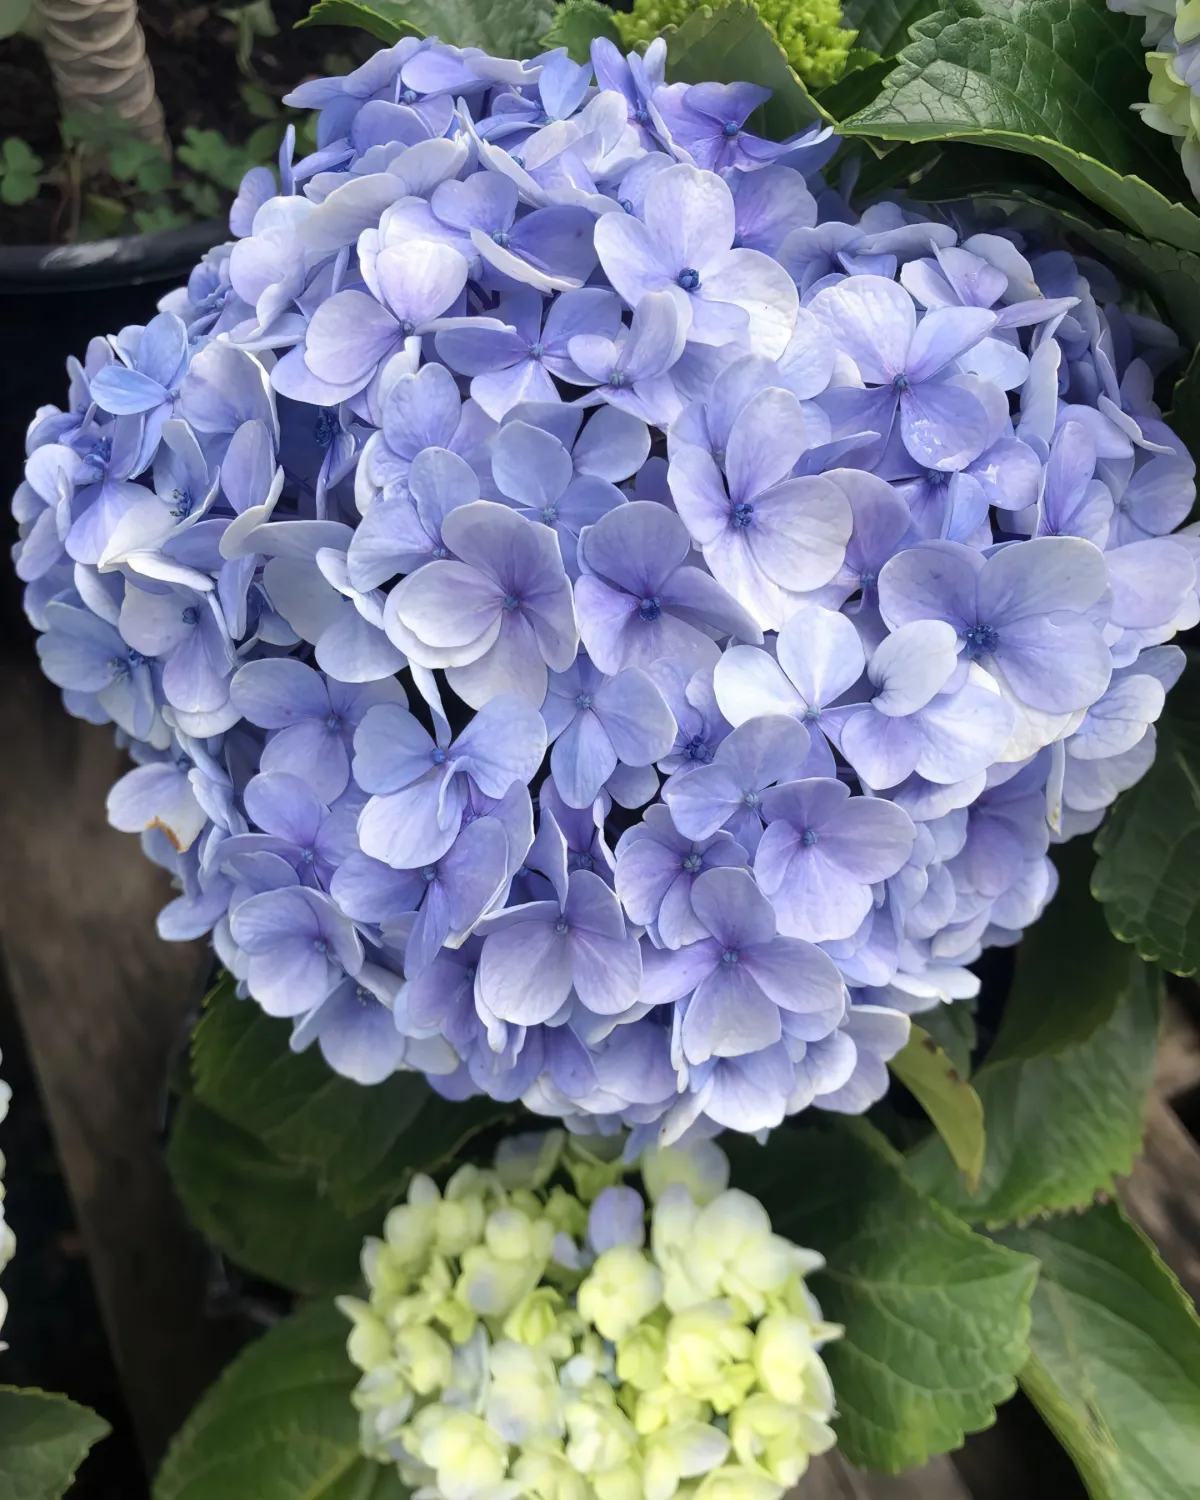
[0,637,244,1470]
[1121,993,1200,1305]
[799,1453,971,1499]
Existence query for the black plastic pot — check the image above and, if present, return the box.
[0,220,226,632]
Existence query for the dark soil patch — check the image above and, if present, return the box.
[0,0,374,246]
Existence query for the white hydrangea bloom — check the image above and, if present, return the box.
[341,1133,840,1500]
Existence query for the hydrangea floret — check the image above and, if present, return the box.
[339,1132,839,1500]
[11,32,1200,1149]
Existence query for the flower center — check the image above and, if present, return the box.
[684,735,712,763]
[732,501,754,529]
[399,319,417,336]
[170,488,193,519]
[682,853,703,873]
[528,341,545,359]
[721,946,740,963]
[721,121,740,137]
[633,105,648,124]
[892,373,910,391]
[964,623,1000,657]
[925,468,948,487]
[619,198,634,214]
[677,267,701,292]
[801,828,819,847]
[421,866,437,883]
[540,504,558,524]
[324,712,342,731]
[491,229,510,246]
[637,595,661,622]
[312,938,328,955]
[314,409,337,449]
[181,606,199,625]
[742,789,761,809]
[554,917,569,935]
[609,370,627,387]
[431,748,447,764]
[575,692,594,710]
[568,850,594,872]
[502,594,521,611]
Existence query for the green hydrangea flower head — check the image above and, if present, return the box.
[614,0,854,91]
[340,1131,841,1500]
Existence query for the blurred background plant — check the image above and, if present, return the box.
[0,0,356,244]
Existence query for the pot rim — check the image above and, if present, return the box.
[0,219,228,294]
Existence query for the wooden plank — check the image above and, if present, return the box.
[798,1452,972,1498]
[0,643,247,1470]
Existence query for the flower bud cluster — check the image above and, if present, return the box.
[615,0,853,90]
[339,1134,839,1500]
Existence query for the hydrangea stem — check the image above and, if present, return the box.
[35,0,166,145]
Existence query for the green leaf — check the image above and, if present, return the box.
[168,977,514,1288]
[843,0,1200,252]
[540,0,620,63]
[889,1022,985,1192]
[299,0,555,55]
[181,179,224,217]
[0,171,39,206]
[246,121,285,161]
[132,205,194,233]
[297,0,414,43]
[908,961,1162,1226]
[0,0,32,40]
[83,193,129,235]
[1094,653,1200,974]
[0,1387,110,1500]
[993,838,1134,1063]
[177,128,261,191]
[817,54,894,120]
[666,0,831,138]
[995,1203,1200,1500]
[166,1094,377,1293]
[0,136,42,203]
[724,1119,1037,1472]
[241,82,282,119]
[190,977,512,1215]
[841,0,935,57]
[153,1302,406,1500]
[1168,344,1200,471]
[917,1000,977,1079]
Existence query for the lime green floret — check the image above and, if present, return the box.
[615,0,854,91]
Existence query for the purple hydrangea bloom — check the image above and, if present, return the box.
[10,32,1198,1144]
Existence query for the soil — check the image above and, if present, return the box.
[0,0,374,247]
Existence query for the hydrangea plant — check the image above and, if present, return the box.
[13,28,1199,1152]
[10,4,1200,1497]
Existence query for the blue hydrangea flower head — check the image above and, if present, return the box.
[11,30,1200,1147]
